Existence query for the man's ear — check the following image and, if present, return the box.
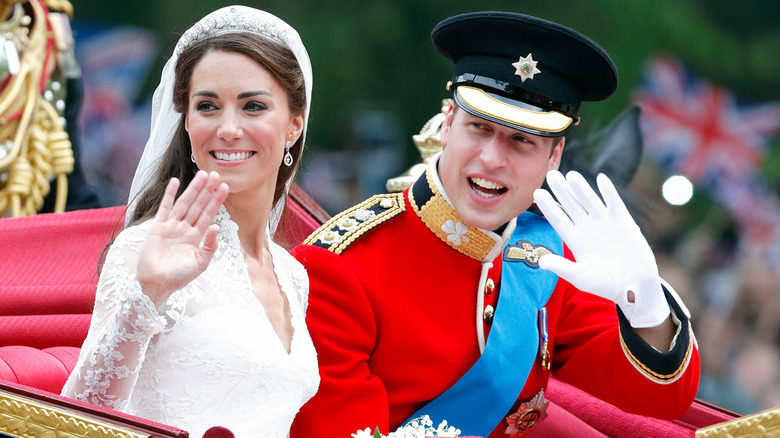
[548,137,565,170]
[440,102,455,148]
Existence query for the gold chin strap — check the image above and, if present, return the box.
[0,0,76,217]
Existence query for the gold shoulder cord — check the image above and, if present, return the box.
[0,0,76,217]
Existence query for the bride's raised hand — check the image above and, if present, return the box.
[136,170,230,309]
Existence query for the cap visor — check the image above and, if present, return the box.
[455,86,574,136]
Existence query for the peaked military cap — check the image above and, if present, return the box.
[432,11,618,137]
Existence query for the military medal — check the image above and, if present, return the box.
[538,307,550,370]
[504,389,549,437]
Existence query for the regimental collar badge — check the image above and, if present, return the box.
[503,239,553,268]
[505,389,549,437]
[512,53,541,82]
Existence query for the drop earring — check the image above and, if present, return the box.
[283,141,293,167]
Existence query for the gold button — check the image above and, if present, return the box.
[483,305,494,324]
[485,278,495,295]
[379,199,393,209]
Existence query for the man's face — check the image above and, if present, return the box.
[438,105,564,230]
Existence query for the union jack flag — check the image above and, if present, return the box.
[634,56,780,186]
[633,56,780,266]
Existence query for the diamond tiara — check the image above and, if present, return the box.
[175,6,289,55]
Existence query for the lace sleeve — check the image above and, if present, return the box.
[61,226,166,411]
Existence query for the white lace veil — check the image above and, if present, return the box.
[125,5,313,231]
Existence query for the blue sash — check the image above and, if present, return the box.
[406,212,562,436]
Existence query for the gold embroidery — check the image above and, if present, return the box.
[409,169,496,261]
[506,244,552,265]
[303,193,405,254]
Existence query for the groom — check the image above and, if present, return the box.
[291,11,699,437]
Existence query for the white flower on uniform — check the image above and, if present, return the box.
[353,209,375,221]
[442,220,469,246]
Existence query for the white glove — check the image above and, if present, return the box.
[533,170,670,328]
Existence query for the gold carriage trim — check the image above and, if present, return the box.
[303,193,405,255]
[408,169,496,262]
[619,325,694,384]
[0,388,147,438]
[696,405,780,437]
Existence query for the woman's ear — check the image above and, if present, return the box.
[289,112,304,143]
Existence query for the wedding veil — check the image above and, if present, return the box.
[124,5,313,231]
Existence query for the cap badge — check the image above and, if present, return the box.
[512,53,541,82]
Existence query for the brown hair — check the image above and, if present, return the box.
[128,32,306,226]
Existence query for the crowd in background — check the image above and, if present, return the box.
[629,162,780,415]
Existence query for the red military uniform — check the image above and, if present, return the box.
[290,165,699,437]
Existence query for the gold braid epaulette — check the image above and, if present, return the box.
[0,0,76,217]
[303,193,405,255]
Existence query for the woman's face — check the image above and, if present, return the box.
[185,50,303,199]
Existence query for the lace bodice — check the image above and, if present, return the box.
[61,207,320,438]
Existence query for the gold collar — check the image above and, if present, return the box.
[409,166,500,262]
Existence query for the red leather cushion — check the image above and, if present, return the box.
[529,401,608,437]
[0,207,123,348]
[545,377,696,437]
[0,207,124,298]
[0,314,91,349]
[0,345,80,394]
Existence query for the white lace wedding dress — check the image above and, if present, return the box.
[61,207,320,438]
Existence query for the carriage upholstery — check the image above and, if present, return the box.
[0,185,738,437]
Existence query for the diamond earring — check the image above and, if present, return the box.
[283,140,293,167]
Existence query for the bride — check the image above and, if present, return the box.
[61,6,319,437]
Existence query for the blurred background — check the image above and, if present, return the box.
[63,0,780,415]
